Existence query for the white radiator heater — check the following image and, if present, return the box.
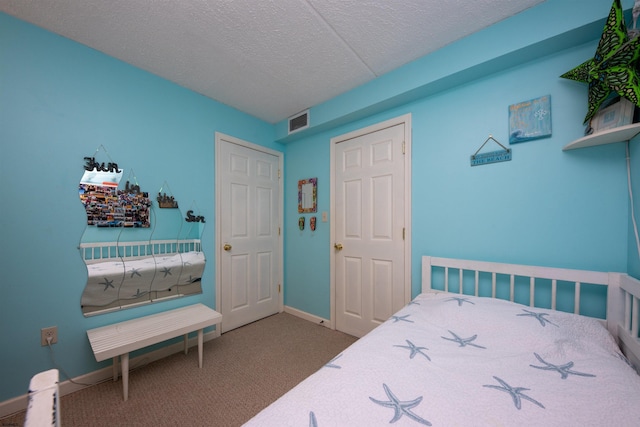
[25,369,60,426]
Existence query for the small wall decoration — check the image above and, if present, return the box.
[298,216,305,231]
[157,192,179,208]
[185,210,205,223]
[560,0,640,124]
[79,154,151,228]
[590,96,635,133]
[298,177,317,213]
[508,95,552,144]
[470,135,511,167]
[310,216,317,231]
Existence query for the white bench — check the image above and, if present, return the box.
[86,303,222,401]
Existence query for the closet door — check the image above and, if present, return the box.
[333,120,409,337]
[216,134,282,332]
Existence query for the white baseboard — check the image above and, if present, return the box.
[284,305,333,329]
[0,330,219,419]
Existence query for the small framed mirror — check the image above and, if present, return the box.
[298,177,317,213]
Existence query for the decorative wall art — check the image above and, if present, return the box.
[157,180,179,208]
[560,0,640,124]
[79,155,151,228]
[590,96,636,133]
[470,135,512,167]
[298,177,317,213]
[78,146,205,315]
[508,95,552,144]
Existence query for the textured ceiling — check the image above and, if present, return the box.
[1,0,545,123]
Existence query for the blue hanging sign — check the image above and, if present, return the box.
[470,135,512,166]
[470,149,512,166]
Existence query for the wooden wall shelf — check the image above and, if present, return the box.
[563,123,640,151]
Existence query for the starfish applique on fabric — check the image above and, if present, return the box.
[560,0,640,123]
[516,309,558,327]
[129,268,141,278]
[309,411,318,427]
[446,297,475,306]
[441,330,486,349]
[483,376,545,410]
[394,340,431,361]
[132,289,149,298]
[615,351,633,367]
[160,267,172,277]
[369,383,432,426]
[530,353,596,379]
[99,278,114,291]
[324,354,343,369]
[391,314,414,323]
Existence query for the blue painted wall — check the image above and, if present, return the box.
[2,0,640,406]
[283,41,632,317]
[282,0,638,317]
[0,13,278,403]
[630,138,640,277]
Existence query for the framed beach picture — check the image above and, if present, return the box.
[508,95,552,144]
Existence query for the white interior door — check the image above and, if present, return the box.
[332,116,411,337]
[216,133,283,333]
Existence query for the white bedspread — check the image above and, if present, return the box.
[245,292,640,426]
[81,251,205,307]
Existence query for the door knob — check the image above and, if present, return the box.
[223,243,232,251]
[334,243,343,251]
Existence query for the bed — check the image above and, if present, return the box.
[244,256,640,426]
[79,239,205,314]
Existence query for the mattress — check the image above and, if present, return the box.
[245,292,640,426]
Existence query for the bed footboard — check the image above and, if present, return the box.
[614,274,640,370]
[25,369,60,427]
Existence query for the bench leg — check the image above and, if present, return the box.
[198,328,204,368]
[184,333,189,355]
[121,353,129,401]
[112,356,119,381]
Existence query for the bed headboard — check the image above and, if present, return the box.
[79,238,202,264]
[421,255,640,368]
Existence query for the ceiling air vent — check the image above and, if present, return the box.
[288,110,309,134]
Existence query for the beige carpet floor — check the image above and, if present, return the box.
[1,312,357,426]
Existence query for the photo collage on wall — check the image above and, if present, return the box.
[79,157,151,228]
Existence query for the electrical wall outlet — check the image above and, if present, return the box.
[41,326,58,346]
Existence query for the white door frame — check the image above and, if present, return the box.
[329,114,412,330]
[214,132,284,321]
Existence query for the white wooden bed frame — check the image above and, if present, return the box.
[422,256,640,371]
[79,238,202,263]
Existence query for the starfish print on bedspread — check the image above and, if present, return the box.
[309,411,318,427]
[369,383,432,425]
[394,340,431,361]
[446,296,475,306]
[99,278,114,291]
[530,353,595,379]
[391,314,414,323]
[483,376,545,410]
[517,309,557,327]
[615,351,633,367]
[441,330,486,349]
[160,267,172,277]
[129,268,142,278]
[132,289,149,298]
[324,354,343,369]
